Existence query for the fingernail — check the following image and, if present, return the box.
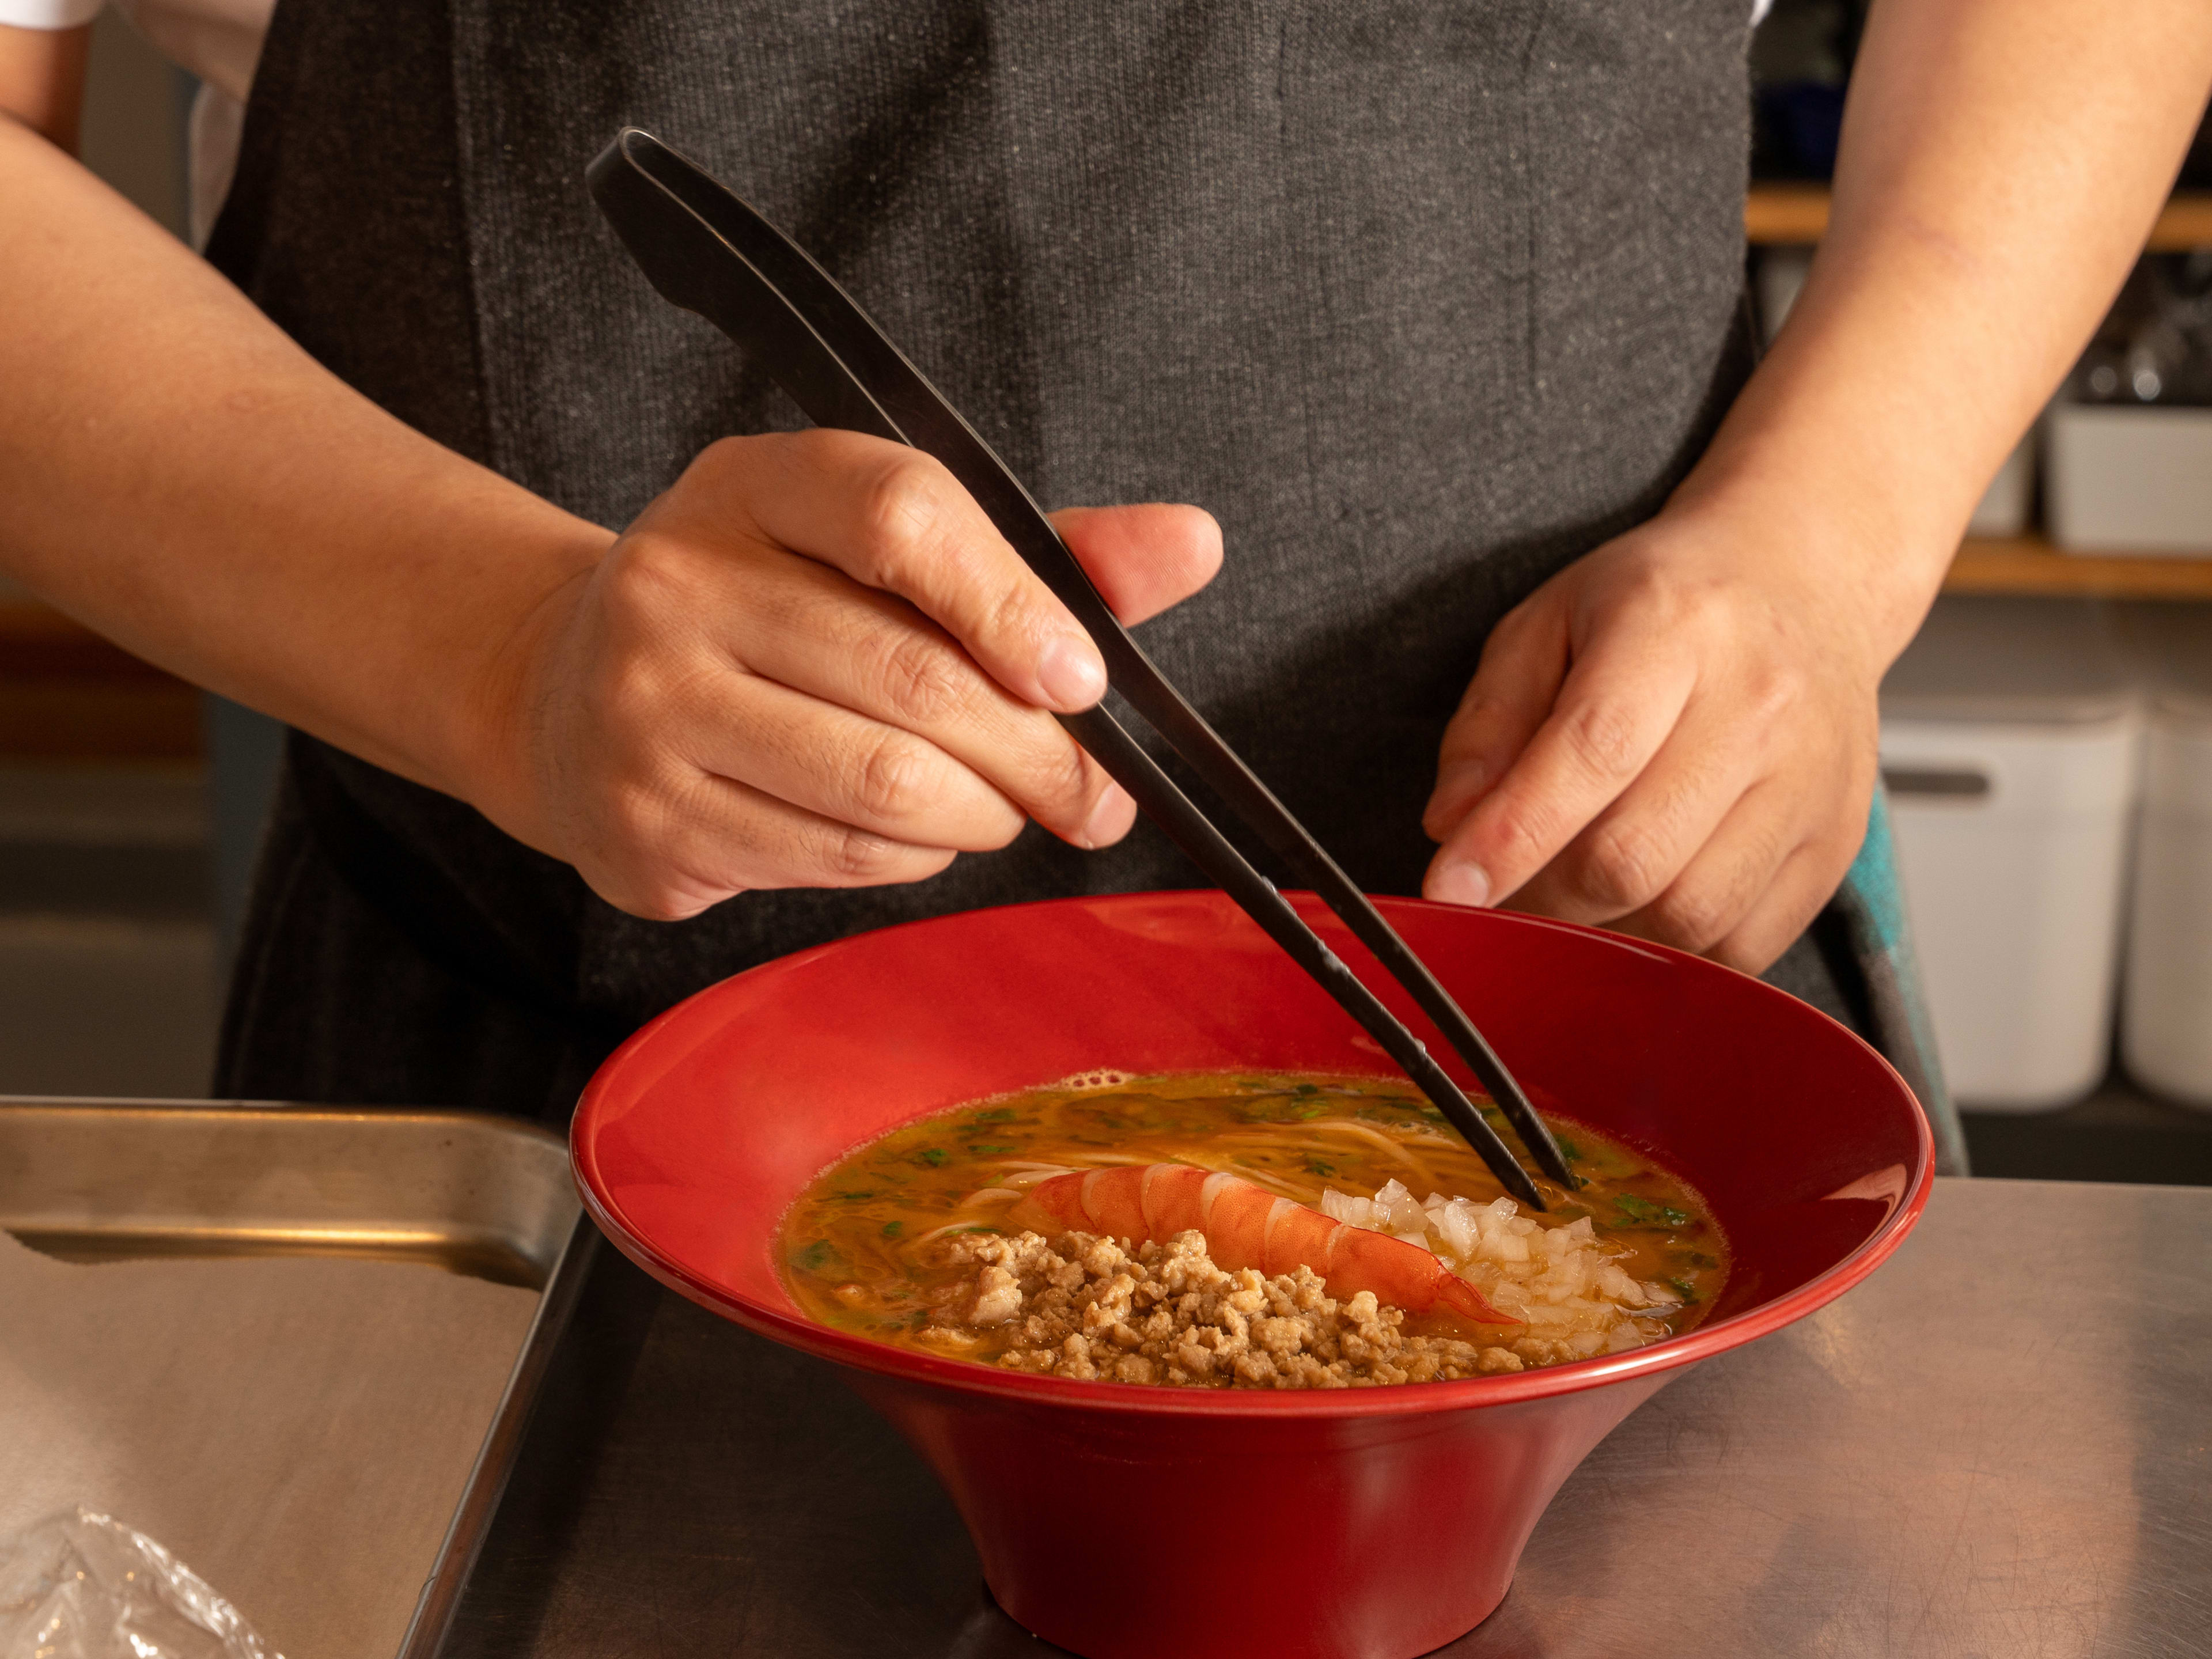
[1079,785,1131,849]
[1431,859,1493,909]
[1036,632,1107,710]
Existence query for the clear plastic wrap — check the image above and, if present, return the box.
[0,1508,281,1659]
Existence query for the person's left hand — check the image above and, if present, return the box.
[1420,497,1923,973]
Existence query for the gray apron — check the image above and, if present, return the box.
[206,0,1962,1171]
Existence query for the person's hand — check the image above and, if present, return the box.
[1421,498,1920,973]
[474,430,1221,919]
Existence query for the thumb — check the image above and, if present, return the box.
[1050,503,1223,625]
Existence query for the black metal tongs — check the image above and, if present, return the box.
[588,128,1570,1208]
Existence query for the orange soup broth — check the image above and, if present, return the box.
[780,1070,1728,1360]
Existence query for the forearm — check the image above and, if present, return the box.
[0,113,613,801]
[1681,0,2212,653]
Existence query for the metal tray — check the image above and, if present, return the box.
[0,1097,594,1659]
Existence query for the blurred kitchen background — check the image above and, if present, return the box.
[5,3,2210,1185]
[1,13,285,1099]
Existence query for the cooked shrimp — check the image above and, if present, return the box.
[1005,1164,1509,1326]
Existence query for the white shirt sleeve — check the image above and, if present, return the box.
[0,0,105,27]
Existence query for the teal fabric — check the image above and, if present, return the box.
[1831,789,1968,1175]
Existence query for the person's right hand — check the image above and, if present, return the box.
[472,430,1222,920]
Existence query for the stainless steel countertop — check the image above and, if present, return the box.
[449,1177,2212,1657]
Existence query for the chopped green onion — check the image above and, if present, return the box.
[1613,1195,1692,1229]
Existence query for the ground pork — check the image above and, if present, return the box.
[923,1229,1530,1389]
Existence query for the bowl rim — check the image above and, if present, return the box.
[572,891,1936,1419]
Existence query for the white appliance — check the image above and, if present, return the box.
[2120,605,2212,1107]
[1880,599,2139,1110]
[2046,402,2212,555]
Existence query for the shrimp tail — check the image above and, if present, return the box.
[1431,1271,1510,1327]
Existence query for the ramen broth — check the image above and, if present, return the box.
[781,1071,1728,1381]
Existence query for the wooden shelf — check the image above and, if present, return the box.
[1748,184,2212,250]
[1745,185,2212,601]
[1945,535,2212,600]
[1745,183,1835,245]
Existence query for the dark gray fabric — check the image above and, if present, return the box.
[214,0,1804,1118]
[218,759,608,1113]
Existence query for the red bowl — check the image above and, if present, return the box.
[572,891,1931,1659]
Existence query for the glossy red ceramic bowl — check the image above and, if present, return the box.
[572,891,1931,1659]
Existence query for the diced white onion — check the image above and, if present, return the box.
[1334,1175,1694,1361]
